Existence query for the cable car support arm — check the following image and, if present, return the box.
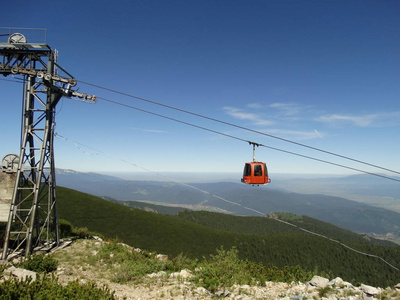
[248,141,261,163]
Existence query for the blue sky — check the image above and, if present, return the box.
[1,0,400,178]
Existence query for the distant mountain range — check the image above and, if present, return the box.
[271,173,400,214]
[55,169,400,242]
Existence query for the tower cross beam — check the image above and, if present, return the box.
[0,34,96,260]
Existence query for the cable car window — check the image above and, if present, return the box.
[264,163,268,176]
[243,164,251,176]
[254,164,262,176]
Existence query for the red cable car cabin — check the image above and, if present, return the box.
[241,162,270,185]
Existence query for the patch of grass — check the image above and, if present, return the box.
[0,275,115,299]
[192,246,312,292]
[318,286,336,298]
[70,239,175,284]
[379,290,400,300]
[16,254,58,273]
[343,289,360,297]
[55,239,313,293]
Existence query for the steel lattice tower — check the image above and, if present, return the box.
[0,29,96,260]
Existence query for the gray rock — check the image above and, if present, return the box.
[195,286,211,295]
[328,277,343,286]
[342,281,354,288]
[147,271,167,278]
[361,284,380,296]
[155,254,168,261]
[3,266,37,281]
[169,269,192,279]
[309,275,329,288]
[215,289,230,297]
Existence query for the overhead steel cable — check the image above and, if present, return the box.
[99,97,249,143]
[6,77,400,176]
[0,77,25,83]
[272,216,399,271]
[99,96,400,183]
[257,144,400,183]
[79,80,400,177]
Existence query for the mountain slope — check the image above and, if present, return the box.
[104,197,187,215]
[56,186,400,287]
[56,169,400,240]
[176,210,395,246]
[202,184,400,237]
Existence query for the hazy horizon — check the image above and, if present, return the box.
[71,169,357,182]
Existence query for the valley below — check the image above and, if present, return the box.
[56,169,400,244]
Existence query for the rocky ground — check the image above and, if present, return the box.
[5,239,400,299]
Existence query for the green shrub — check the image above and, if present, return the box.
[57,218,104,240]
[58,219,73,238]
[259,265,312,283]
[72,226,90,239]
[16,254,58,273]
[69,226,104,240]
[0,275,115,299]
[193,247,261,292]
[170,253,195,272]
[193,246,313,292]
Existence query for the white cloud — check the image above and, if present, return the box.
[222,106,274,126]
[223,101,400,144]
[269,102,308,117]
[317,114,378,127]
[132,127,167,134]
[314,129,323,138]
[222,104,324,140]
[247,103,263,109]
[224,102,316,124]
[266,129,324,140]
[316,110,400,127]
